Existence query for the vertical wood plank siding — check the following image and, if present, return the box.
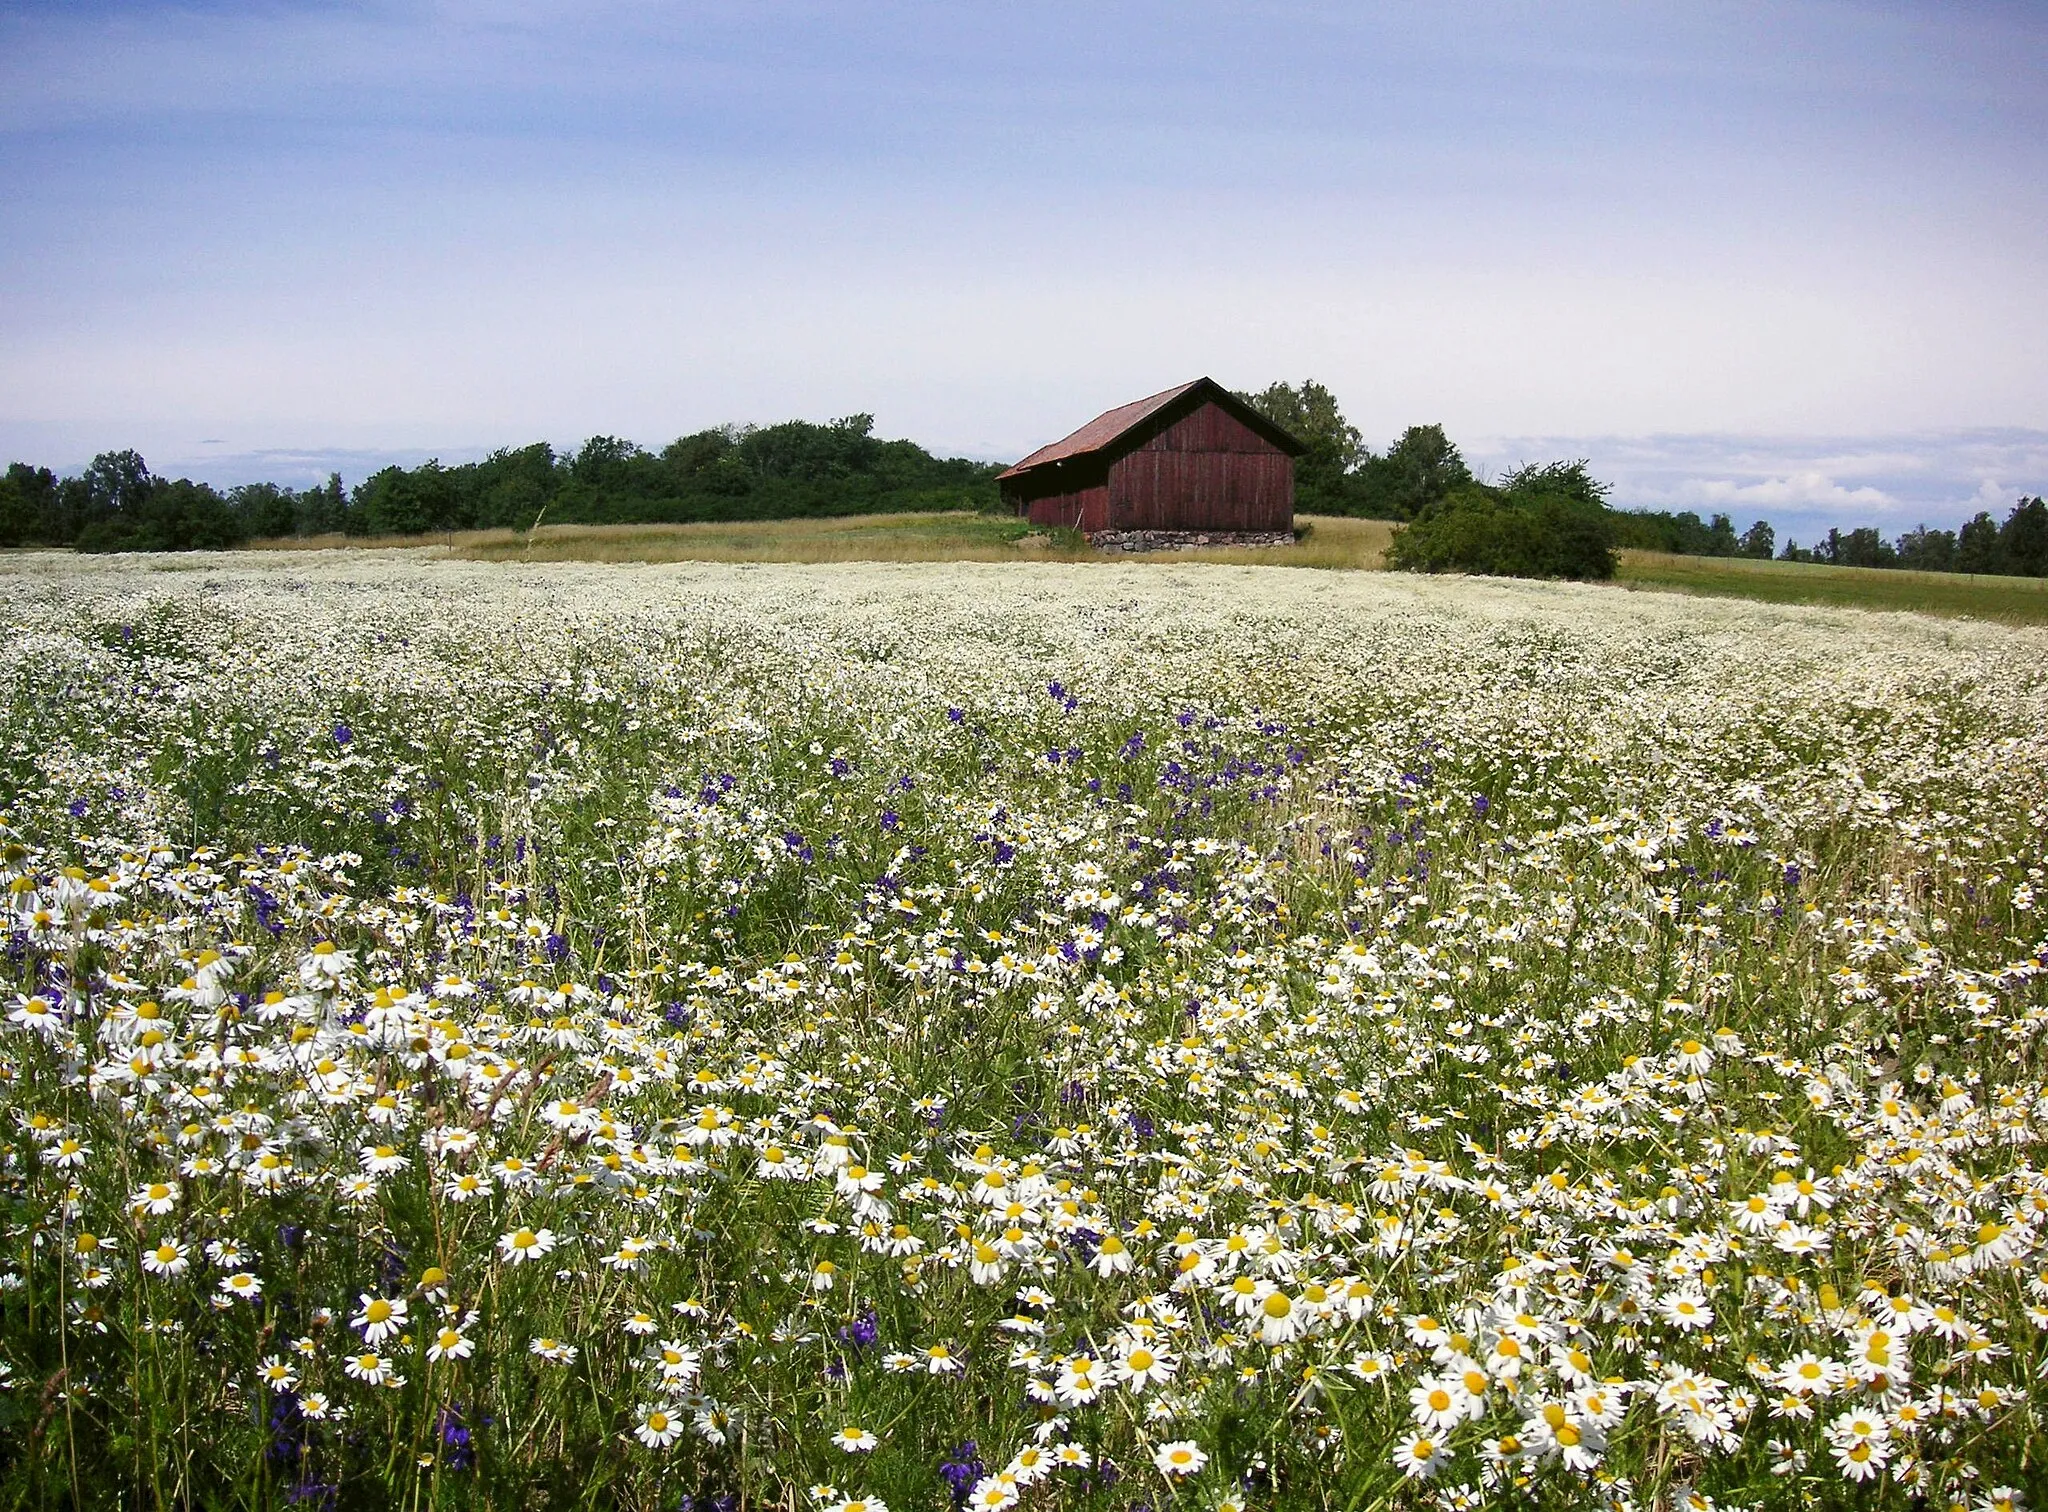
[1021,485,1110,532]
[1108,403,1293,532]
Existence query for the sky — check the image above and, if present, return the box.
[2,0,2044,545]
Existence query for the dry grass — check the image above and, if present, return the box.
[246,513,1397,569]
[1144,515,1394,569]
[471,514,1090,564]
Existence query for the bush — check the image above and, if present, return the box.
[1386,464,1618,580]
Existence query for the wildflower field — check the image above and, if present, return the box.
[1,551,2044,1512]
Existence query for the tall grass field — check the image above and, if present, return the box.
[0,551,2043,1510]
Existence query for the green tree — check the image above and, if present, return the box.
[1738,520,1775,559]
[1819,527,1896,569]
[2000,496,2047,577]
[1358,424,1473,520]
[0,463,56,546]
[1894,525,1956,571]
[356,466,430,535]
[83,449,153,517]
[229,482,296,539]
[1956,512,2004,574]
[296,473,351,536]
[1239,382,1361,465]
[473,444,561,530]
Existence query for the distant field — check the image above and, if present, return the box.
[1614,548,2048,623]
[245,515,2048,622]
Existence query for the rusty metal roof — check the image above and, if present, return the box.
[998,378,1301,480]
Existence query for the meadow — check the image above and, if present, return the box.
[245,516,2048,623]
[0,550,2044,1511]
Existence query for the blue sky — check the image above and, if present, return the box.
[3,0,2043,544]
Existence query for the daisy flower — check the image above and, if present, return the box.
[1257,1290,1304,1345]
[257,1356,298,1392]
[1113,1339,1177,1390]
[1152,1441,1207,1477]
[1393,1432,1446,1479]
[352,1293,408,1344]
[1660,1292,1713,1331]
[634,1406,684,1448]
[130,1180,180,1216]
[1410,1375,1469,1432]
[498,1226,558,1263]
[344,1352,401,1387]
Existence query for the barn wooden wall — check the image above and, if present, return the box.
[1108,404,1294,532]
[1019,484,1111,532]
[1001,397,1295,535]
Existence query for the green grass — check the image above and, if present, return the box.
[1614,548,2048,622]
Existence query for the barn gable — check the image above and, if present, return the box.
[999,378,1303,542]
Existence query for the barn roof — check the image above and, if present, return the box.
[998,377,1303,480]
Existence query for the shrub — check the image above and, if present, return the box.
[1386,475,1618,580]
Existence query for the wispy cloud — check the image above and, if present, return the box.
[1652,473,1897,511]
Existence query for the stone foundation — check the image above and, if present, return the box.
[1089,529,1297,553]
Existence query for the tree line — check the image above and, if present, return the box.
[0,416,1003,551]
[1774,504,2048,576]
[1241,380,2048,581]
[7,391,2040,580]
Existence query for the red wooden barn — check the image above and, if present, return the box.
[998,378,1304,547]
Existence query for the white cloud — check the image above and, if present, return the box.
[1650,471,1897,513]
